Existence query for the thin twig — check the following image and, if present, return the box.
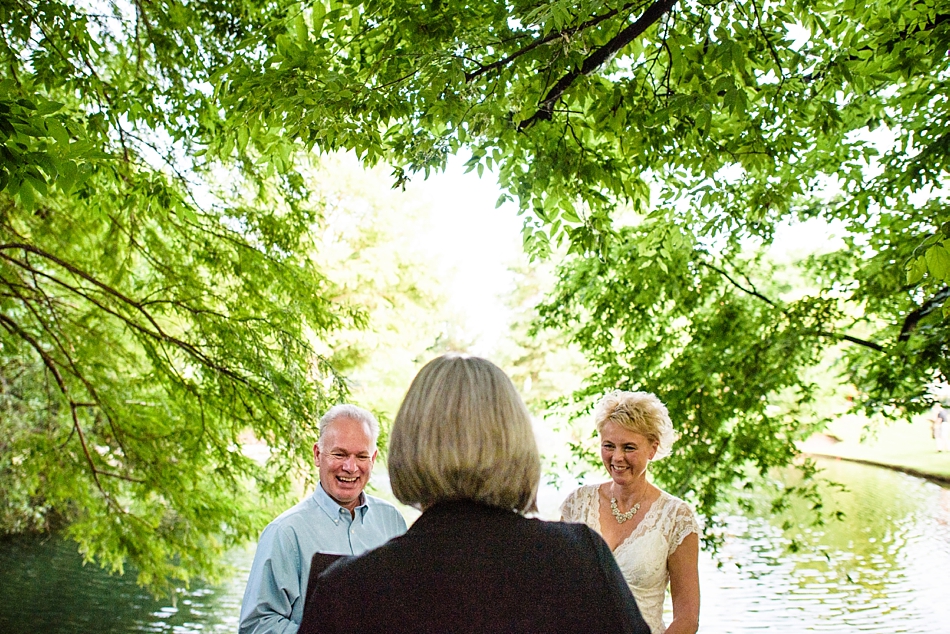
[466,1,648,83]
[700,260,776,306]
[0,314,108,492]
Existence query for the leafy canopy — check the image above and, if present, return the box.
[217,0,949,514]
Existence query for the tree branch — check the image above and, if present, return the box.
[738,0,784,81]
[6,266,132,456]
[0,245,257,389]
[465,1,648,83]
[0,313,108,494]
[520,0,679,129]
[700,260,888,353]
[819,331,886,353]
[898,286,950,342]
[700,260,776,306]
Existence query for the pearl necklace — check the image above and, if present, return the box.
[610,497,641,524]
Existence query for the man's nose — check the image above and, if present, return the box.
[341,455,358,471]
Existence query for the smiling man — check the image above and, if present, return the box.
[239,405,407,634]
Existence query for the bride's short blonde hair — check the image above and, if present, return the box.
[594,391,676,460]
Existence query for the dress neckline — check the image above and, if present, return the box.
[593,486,668,554]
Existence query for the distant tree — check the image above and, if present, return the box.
[495,255,589,408]
[304,155,455,428]
[216,0,949,515]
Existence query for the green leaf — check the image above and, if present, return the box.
[237,125,249,153]
[925,244,950,281]
[294,13,308,43]
[45,117,69,145]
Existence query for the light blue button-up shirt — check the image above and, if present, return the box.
[238,483,407,634]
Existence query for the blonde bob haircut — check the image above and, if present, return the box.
[389,354,540,514]
[594,390,676,461]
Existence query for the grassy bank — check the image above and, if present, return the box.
[800,412,950,482]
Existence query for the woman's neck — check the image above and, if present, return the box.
[610,478,650,507]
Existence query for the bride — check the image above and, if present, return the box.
[561,391,700,634]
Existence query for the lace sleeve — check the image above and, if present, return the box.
[560,488,582,522]
[667,499,701,557]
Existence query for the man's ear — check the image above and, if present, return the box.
[313,442,321,466]
[371,449,379,463]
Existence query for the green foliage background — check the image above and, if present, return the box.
[215,0,949,515]
[0,0,361,592]
[3,0,949,592]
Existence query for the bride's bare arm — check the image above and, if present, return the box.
[666,531,700,634]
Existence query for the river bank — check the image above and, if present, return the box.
[799,412,950,485]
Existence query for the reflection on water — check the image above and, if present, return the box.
[0,538,253,634]
[697,458,950,633]
[0,458,948,633]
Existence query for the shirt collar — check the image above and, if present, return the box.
[314,482,370,521]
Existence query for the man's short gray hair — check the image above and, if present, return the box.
[318,404,380,448]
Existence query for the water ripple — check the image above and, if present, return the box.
[694,459,950,633]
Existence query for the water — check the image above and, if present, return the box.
[1,458,948,633]
[697,458,950,633]
[0,540,253,633]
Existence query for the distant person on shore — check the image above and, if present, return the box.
[299,354,650,634]
[929,403,950,453]
[561,391,700,634]
[239,405,407,634]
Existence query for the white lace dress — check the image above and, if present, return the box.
[560,485,699,634]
